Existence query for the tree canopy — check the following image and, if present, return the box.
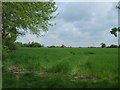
[110,5,120,37]
[101,43,106,48]
[2,1,58,50]
[110,27,120,37]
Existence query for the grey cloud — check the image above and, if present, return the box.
[16,2,118,47]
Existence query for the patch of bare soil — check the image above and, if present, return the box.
[8,66,26,74]
[38,71,48,76]
[66,74,99,80]
[7,66,48,77]
[6,66,27,79]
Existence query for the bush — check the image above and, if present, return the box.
[119,45,120,48]
[2,45,10,60]
[61,44,66,48]
[48,45,56,48]
[22,42,44,47]
[2,41,22,60]
[12,42,23,50]
[109,44,118,48]
[101,43,106,48]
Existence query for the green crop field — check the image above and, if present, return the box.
[3,47,118,88]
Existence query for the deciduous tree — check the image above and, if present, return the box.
[2,1,58,50]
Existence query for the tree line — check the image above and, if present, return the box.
[100,43,120,48]
[14,42,120,48]
[2,2,58,59]
[13,42,66,48]
[2,2,119,59]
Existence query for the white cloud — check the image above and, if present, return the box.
[16,2,118,47]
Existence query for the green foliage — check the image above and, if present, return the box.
[101,43,106,48]
[2,2,58,36]
[107,44,118,48]
[2,45,10,60]
[14,42,23,48]
[48,45,56,48]
[110,6,120,37]
[22,42,44,47]
[2,42,22,60]
[47,44,66,48]
[110,27,120,37]
[2,2,58,58]
[61,44,66,48]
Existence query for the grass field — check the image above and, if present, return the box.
[3,47,118,88]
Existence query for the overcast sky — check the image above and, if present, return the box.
[16,2,118,47]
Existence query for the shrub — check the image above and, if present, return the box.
[22,42,44,47]
[119,45,120,48]
[2,45,10,60]
[61,44,66,48]
[48,45,56,48]
[101,43,106,48]
[14,42,23,49]
[109,44,118,48]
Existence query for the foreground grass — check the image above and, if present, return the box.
[3,48,118,88]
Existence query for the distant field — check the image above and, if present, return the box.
[3,47,118,88]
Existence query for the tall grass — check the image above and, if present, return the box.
[3,48,118,88]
